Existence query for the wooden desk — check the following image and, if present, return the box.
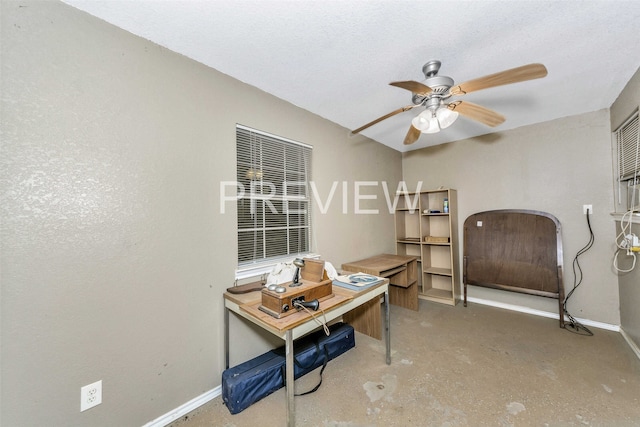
[342,254,419,311]
[224,280,390,427]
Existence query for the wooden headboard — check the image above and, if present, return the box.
[463,209,565,327]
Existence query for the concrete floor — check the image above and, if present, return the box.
[169,300,640,426]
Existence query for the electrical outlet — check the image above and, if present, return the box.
[583,204,593,214]
[80,380,102,412]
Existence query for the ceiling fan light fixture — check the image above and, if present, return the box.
[412,110,440,133]
[436,107,459,129]
[412,106,458,134]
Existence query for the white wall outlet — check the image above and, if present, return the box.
[80,380,102,412]
[583,204,593,214]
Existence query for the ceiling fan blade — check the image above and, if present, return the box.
[448,63,548,96]
[448,100,506,127]
[389,80,433,95]
[351,105,418,134]
[404,124,421,145]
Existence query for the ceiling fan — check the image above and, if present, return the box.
[351,60,548,145]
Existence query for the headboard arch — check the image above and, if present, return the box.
[463,209,565,327]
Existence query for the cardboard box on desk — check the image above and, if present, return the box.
[300,258,326,282]
[424,236,450,243]
[259,279,333,319]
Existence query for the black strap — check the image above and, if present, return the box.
[293,341,322,370]
[295,345,329,396]
[280,345,330,396]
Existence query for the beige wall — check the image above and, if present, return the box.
[402,110,619,325]
[0,2,400,425]
[610,66,640,348]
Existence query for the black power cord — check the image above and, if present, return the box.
[562,211,595,336]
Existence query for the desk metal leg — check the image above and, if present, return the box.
[285,330,295,427]
[384,290,391,365]
[224,308,230,370]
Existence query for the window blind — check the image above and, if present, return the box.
[617,110,640,181]
[236,125,312,266]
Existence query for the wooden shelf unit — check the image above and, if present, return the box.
[395,189,459,305]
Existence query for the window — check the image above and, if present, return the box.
[236,125,312,268]
[617,110,640,181]
[615,110,640,212]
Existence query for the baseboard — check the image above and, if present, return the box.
[142,386,221,427]
[620,327,640,360]
[465,296,620,332]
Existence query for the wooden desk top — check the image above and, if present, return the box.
[342,253,418,275]
[224,280,388,333]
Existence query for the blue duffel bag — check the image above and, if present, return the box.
[222,322,355,414]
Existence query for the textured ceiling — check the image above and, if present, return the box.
[62,0,640,152]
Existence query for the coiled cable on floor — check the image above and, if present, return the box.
[562,211,594,336]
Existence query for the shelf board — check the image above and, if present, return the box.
[418,293,456,306]
[397,238,421,244]
[419,288,455,305]
[399,239,452,246]
[423,267,452,276]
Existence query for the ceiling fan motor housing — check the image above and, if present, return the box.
[424,75,454,93]
[423,61,454,92]
[412,60,455,106]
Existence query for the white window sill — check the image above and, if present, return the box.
[611,211,640,225]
